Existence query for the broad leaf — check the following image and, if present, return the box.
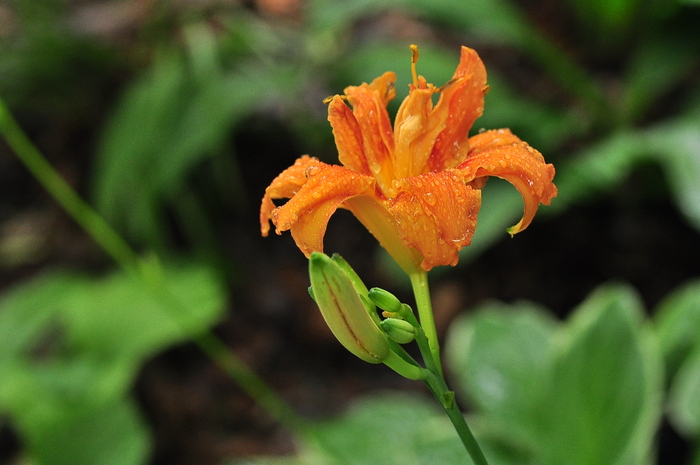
[446,284,664,465]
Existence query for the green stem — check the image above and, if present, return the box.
[409,270,442,376]
[195,332,310,433]
[0,96,309,439]
[423,371,489,465]
[409,320,488,464]
[0,99,140,274]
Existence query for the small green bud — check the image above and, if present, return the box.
[368,288,403,313]
[309,252,390,364]
[380,318,416,344]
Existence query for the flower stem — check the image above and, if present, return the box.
[0,95,309,440]
[409,270,443,376]
[422,371,489,465]
[408,271,489,465]
[0,99,140,274]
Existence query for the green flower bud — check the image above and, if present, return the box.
[380,318,416,344]
[309,252,390,364]
[331,254,380,325]
[368,287,403,313]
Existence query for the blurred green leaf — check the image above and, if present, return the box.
[654,277,700,380]
[551,99,700,233]
[548,130,648,213]
[543,284,662,465]
[667,346,700,437]
[646,116,700,232]
[406,0,529,45]
[445,300,556,422]
[93,31,293,249]
[567,0,641,42]
[312,392,467,465]
[308,0,397,32]
[24,398,150,465]
[446,283,664,465]
[621,39,699,124]
[0,262,225,464]
[0,2,116,113]
[407,0,608,116]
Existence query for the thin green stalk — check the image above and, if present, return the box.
[411,311,489,465]
[195,332,310,432]
[422,371,489,465]
[0,99,139,273]
[409,270,443,376]
[0,96,308,439]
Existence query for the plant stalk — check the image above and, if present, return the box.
[0,95,309,440]
[409,270,443,376]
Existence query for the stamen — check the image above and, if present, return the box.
[437,77,458,93]
[323,95,347,104]
[410,44,419,87]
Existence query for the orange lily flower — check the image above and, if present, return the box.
[261,45,557,273]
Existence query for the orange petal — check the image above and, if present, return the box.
[327,96,371,175]
[386,170,482,271]
[343,72,397,193]
[261,155,320,236]
[262,158,375,256]
[459,129,557,234]
[427,47,488,172]
[344,195,423,275]
[393,85,443,178]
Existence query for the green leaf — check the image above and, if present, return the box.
[542,284,662,465]
[312,392,467,465]
[0,263,225,464]
[551,99,700,232]
[446,284,664,465]
[621,40,699,124]
[93,41,285,248]
[445,300,557,422]
[646,116,700,232]
[654,277,700,380]
[548,130,648,213]
[61,263,226,361]
[308,0,397,32]
[407,0,530,45]
[667,345,700,436]
[25,398,150,465]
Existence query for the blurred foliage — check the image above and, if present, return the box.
[445,284,662,465]
[0,261,225,464]
[2,0,700,463]
[233,283,676,464]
